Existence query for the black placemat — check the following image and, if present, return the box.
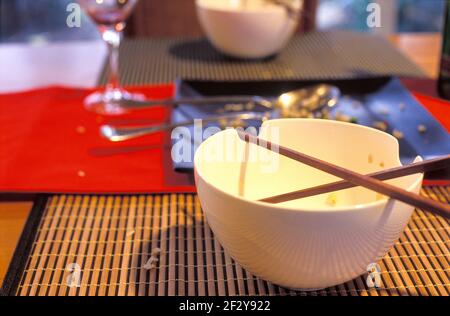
[99,31,424,85]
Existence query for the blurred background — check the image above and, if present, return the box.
[0,0,445,44]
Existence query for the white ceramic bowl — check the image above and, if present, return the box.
[196,0,302,59]
[194,119,423,289]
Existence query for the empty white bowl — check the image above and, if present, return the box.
[194,119,423,289]
[196,0,302,59]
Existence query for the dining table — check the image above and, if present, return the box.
[0,32,447,296]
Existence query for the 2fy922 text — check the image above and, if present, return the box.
[179,300,271,313]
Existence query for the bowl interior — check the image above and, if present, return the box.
[194,119,422,210]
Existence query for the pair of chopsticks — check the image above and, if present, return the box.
[236,131,450,218]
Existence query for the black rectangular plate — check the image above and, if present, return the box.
[172,77,450,173]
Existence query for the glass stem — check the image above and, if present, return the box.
[102,27,122,93]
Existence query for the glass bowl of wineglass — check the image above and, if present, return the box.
[78,0,144,115]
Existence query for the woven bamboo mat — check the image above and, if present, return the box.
[6,186,449,296]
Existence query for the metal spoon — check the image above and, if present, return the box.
[105,84,340,114]
[274,84,340,117]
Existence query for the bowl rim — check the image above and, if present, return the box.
[194,118,424,213]
[195,0,302,14]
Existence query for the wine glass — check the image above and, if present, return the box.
[78,0,144,115]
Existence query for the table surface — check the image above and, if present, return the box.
[0,40,106,93]
[0,33,443,287]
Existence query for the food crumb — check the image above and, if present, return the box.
[143,256,159,270]
[151,247,161,255]
[392,129,404,139]
[379,162,385,168]
[77,170,86,177]
[372,121,388,132]
[126,229,135,237]
[417,124,427,133]
[368,154,373,164]
[335,112,352,123]
[325,193,337,206]
[143,247,161,270]
[76,126,86,134]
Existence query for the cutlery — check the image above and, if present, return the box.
[100,85,341,142]
[237,131,450,218]
[101,84,341,115]
[101,112,271,142]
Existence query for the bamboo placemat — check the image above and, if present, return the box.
[3,186,449,296]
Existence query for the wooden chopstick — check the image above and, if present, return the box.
[236,131,450,218]
[259,154,450,204]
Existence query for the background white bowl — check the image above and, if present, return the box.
[196,0,302,59]
[194,119,423,289]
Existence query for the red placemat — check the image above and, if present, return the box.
[413,93,450,133]
[0,84,448,194]
[0,85,195,193]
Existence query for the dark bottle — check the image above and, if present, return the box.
[438,0,450,99]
